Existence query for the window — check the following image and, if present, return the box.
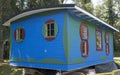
[80,22,88,40]
[105,32,109,44]
[80,40,89,57]
[14,27,25,42]
[106,44,110,55]
[47,23,55,37]
[105,32,110,55]
[80,22,89,57]
[42,20,58,41]
[96,29,102,50]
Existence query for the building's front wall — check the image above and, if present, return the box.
[67,14,114,70]
[10,10,69,70]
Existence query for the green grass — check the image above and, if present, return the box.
[0,62,22,75]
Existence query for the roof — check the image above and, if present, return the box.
[3,4,119,32]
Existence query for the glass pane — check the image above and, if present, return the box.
[82,42,86,54]
[51,30,54,36]
[20,29,23,39]
[96,31,102,49]
[82,26,87,39]
[51,23,54,30]
[47,24,50,30]
[106,34,109,43]
[16,29,19,40]
[47,30,50,36]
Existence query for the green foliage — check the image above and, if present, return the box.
[73,0,94,14]
[27,0,60,8]
[94,0,120,51]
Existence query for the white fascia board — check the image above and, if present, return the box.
[75,6,119,32]
[3,7,74,26]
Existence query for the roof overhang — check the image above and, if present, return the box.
[3,5,74,26]
[68,6,119,32]
[3,4,119,32]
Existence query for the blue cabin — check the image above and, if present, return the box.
[3,4,119,71]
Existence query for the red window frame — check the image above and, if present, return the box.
[105,32,110,55]
[80,22,89,40]
[80,22,89,57]
[80,40,89,57]
[96,28,103,51]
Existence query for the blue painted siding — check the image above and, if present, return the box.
[10,10,67,70]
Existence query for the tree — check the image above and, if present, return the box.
[94,0,120,51]
[73,0,94,13]
[0,0,61,59]
[27,0,60,8]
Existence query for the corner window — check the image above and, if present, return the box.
[80,22,89,57]
[96,29,102,50]
[42,20,58,41]
[14,27,25,42]
[105,32,110,55]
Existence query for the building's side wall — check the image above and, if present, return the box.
[67,14,114,70]
[10,10,68,70]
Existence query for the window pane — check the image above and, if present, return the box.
[20,29,23,39]
[96,30,102,50]
[51,23,54,30]
[47,30,50,36]
[47,24,50,30]
[82,26,87,39]
[16,29,19,40]
[51,30,54,36]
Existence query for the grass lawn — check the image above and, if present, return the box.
[0,61,22,75]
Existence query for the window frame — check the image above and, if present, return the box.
[105,32,110,55]
[14,27,25,42]
[80,22,89,57]
[80,40,89,57]
[80,22,89,40]
[43,20,58,41]
[96,28,103,51]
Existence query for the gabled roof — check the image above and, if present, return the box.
[3,4,119,32]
